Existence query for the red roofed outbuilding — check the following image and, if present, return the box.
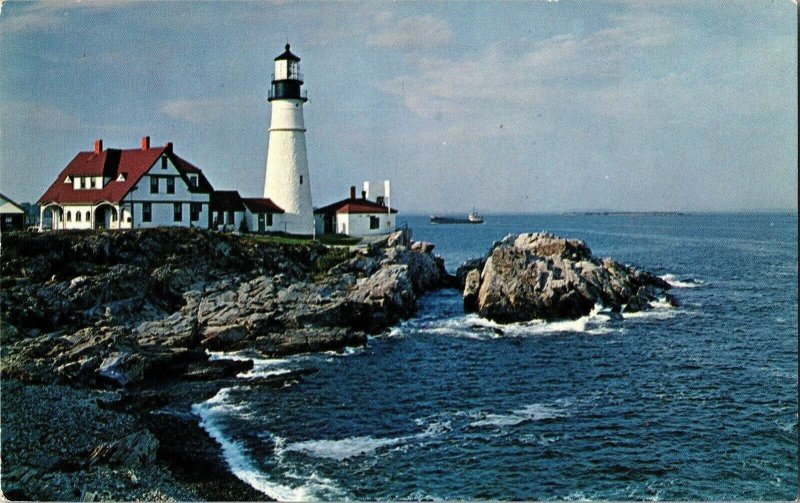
[314,184,397,237]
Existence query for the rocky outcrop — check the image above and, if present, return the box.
[1,227,453,501]
[465,232,672,323]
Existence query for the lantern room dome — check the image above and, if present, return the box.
[274,43,301,61]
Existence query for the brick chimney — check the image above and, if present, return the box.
[164,142,173,153]
[350,186,356,199]
[94,139,103,154]
[361,190,367,200]
[141,136,150,150]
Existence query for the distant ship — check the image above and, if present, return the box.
[430,211,484,224]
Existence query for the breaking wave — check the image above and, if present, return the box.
[661,274,705,288]
[470,403,569,428]
[194,388,343,501]
[206,350,294,378]
[280,420,452,462]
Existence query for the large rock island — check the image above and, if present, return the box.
[460,232,675,323]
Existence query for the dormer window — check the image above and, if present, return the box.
[162,156,168,170]
[188,175,198,187]
[77,178,83,189]
[89,177,96,189]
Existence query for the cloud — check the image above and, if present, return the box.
[366,14,452,49]
[0,0,138,33]
[161,97,260,125]
[378,11,685,122]
[0,101,80,130]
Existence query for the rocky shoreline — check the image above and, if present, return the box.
[1,227,450,501]
[1,228,676,501]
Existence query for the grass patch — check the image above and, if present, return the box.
[243,233,361,247]
[244,233,314,246]
[319,234,362,246]
[314,247,352,275]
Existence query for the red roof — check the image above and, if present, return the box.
[210,190,244,212]
[38,144,213,205]
[314,197,397,215]
[242,198,285,214]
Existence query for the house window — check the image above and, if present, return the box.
[142,203,152,222]
[190,203,201,222]
[86,211,91,222]
[266,213,273,226]
[369,216,380,229]
[188,175,197,188]
[76,211,82,222]
[166,177,175,194]
[174,203,182,222]
[150,177,159,194]
[299,175,303,185]
[226,211,234,225]
[257,213,265,232]
[77,178,83,189]
[90,178,96,188]
[162,156,168,170]
[67,211,72,222]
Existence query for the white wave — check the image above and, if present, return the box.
[660,274,705,288]
[282,418,452,462]
[193,389,325,501]
[206,350,295,379]
[284,435,405,461]
[470,403,568,428]
[394,303,618,341]
[621,297,679,320]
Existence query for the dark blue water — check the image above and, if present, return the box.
[196,213,798,501]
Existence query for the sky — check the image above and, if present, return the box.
[0,0,797,213]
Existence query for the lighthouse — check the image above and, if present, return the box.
[263,44,314,235]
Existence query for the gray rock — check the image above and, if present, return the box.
[200,324,247,350]
[473,232,673,323]
[411,241,435,253]
[89,430,159,468]
[455,257,487,289]
[463,269,481,313]
[97,352,146,387]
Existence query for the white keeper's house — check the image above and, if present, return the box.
[37,137,284,232]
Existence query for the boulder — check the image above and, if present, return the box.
[463,269,481,313]
[455,257,487,289]
[385,228,412,248]
[345,264,417,332]
[410,241,435,253]
[97,352,147,387]
[88,430,158,468]
[381,246,448,295]
[469,232,673,323]
[200,324,247,350]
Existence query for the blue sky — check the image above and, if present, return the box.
[0,0,796,213]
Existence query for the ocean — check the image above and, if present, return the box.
[194,213,798,501]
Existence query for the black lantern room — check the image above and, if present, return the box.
[269,44,307,102]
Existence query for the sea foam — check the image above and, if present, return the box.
[470,403,568,428]
[193,388,342,501]
[282,418,452,461]
[660,274,705,288]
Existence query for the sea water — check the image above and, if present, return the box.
[194,213,798,500]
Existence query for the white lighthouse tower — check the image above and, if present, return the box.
[263,43,314,235]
